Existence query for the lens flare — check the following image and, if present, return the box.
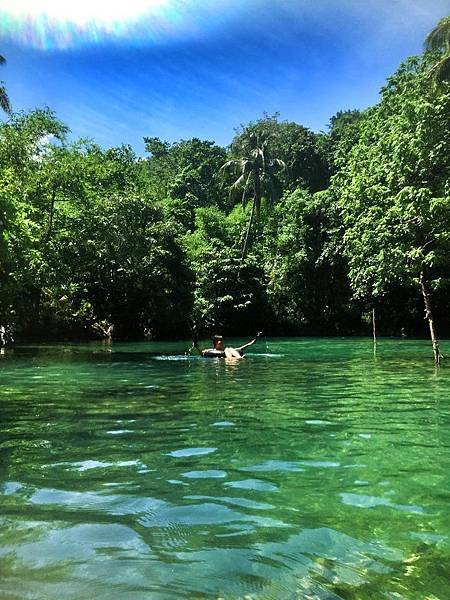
[0,0,167,26]
[0,0,222,49]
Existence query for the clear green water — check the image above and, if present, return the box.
[1,338,449,599]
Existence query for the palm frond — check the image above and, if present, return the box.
[0,55,6,65]
[220,158,252,174]
[241,172,254,207]
[428,54,450,84]
[230,173,247,191]
[229,167,255,204]
[0,84,11,114]
[260,172,280,202]
[219,159,239,173]
[270,158,287,170]
[260,146,267,174]
[425,16,450,53]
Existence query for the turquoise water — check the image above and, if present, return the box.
[1,338,449,599]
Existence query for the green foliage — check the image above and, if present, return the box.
[325,109,365,174]
[46,195,192,338]
[186,206,266,334]
[335,56,450,301]
[262,188,354,333]
[0,110,191,338]
[424,16,450,85]
[231,113,329,192]
[143,136,227,213]
[1,23,450,343]
[0,53,11,114]
[221,129,287,259]
[0,110,70,326]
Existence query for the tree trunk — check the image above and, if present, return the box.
[241,195,257,263]
[254,171,261,222]
[372,307,376,343]
[372,306,377,357]
[420,269,441,365]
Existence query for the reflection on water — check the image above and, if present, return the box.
[0,338,449,599]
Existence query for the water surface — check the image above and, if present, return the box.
[1,338,449,599]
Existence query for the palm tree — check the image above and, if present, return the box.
[221,133,285,260]
[0,54,11,114]
[424,16,450,85]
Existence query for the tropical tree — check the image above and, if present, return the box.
[335,57,450,364]
[143,136,227,210]
[221,133,286,259]
[0,110,69,327]
[424,16,450,85]
[185,205,266,334]
[54,195,193,339]
[231,114,329,192]
[262,188,353,334]
[324,109,364,175]
[0,54,11,114]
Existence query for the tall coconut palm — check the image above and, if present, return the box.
[221,133,285,260]
[0,54,11,114]
[424,16,450,85]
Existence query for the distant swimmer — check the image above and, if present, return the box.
[193,333,262,359]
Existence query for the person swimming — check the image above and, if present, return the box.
[194,333,262,358]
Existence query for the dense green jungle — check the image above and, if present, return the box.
[0,23,449,362]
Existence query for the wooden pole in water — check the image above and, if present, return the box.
[420,270,441,366]
[372,307,377,356]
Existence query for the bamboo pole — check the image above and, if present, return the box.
[420,270,441,366]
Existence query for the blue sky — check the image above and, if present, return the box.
[1,0,449,153]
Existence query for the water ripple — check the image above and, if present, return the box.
[1,338,449,599]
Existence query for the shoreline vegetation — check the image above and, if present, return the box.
[0,18,449,363]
